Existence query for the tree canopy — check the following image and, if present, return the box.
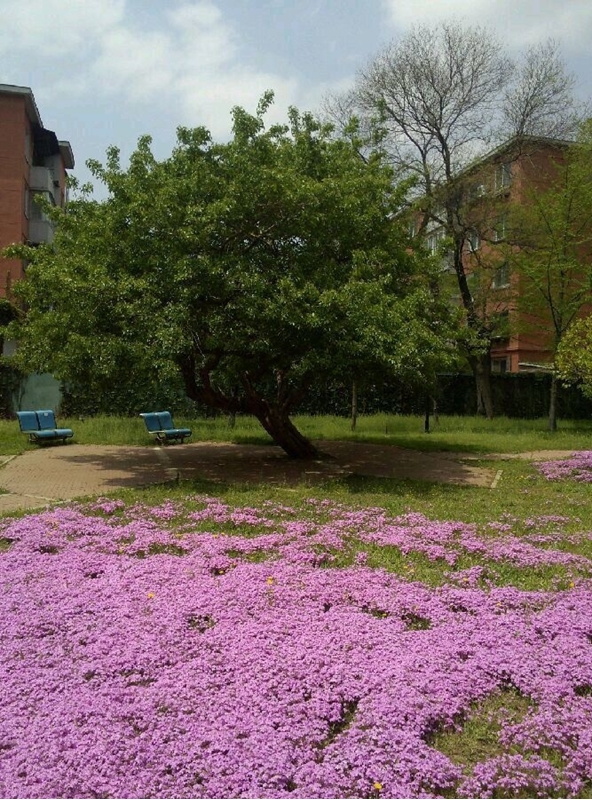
[8,97,451,457]
[557,315,592,400]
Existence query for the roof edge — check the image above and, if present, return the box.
[59,141,75,170]
[0,83,43,127]
[459,134,574,181]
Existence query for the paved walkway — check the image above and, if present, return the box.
[0,441,573,513]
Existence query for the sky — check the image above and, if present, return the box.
[2,0,592,195]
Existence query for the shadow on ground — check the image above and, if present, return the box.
[0,441,500,512]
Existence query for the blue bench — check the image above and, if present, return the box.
[140,411,192,445]
[17,410,74,445]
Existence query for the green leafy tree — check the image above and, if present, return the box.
[8,97,451,457]
[505,126,592,430]
[557,316,592,400]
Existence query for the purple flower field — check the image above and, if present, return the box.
[1,496,592,798]
[534,451,592,483]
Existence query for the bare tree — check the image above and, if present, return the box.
[327,23,585,417]
[504,40,584,140]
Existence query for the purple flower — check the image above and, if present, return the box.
[0,497,591,797]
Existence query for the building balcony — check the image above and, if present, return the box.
[29,166,58,204]
[30,166,53,193]
[28,219,54,244]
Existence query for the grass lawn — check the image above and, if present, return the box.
[1,417,592,797]
[1,412,592,454]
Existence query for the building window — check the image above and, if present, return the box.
[426,228,444,255]
[492,262,510,289]
[495,162,512,192]
[491,309,510,340]
[493,216,507,243]
[491,357,509,373]
[467,229,480,252]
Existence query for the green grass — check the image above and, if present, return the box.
[294,413,592,453]
[430,687,534,770]
[1,412,591,456]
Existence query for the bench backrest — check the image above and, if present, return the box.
[17,411,40,433]
[37,409,58,430]
[140,412,162,432]
[156,411,175,430]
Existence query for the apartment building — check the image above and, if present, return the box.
[0,83,74,298]
[423,135,585,374]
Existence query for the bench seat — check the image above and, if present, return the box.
[17,410,74,445]
[140,411,192,444]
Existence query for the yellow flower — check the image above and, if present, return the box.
[373,782,383,791]
[266,576,275,585]
[147,592,155,599]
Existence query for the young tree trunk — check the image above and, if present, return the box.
[351,381,358,431]
[548,372,558,432]
[472,353,494,419]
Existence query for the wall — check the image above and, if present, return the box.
[12,373,62,413]
[0,94,29,296]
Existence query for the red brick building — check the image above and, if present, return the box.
[424,136,589,374]
[0,83,74,298]
[465,137,571,373]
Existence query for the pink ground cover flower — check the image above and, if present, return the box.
[534,451,592,483]
[0,498,591,797]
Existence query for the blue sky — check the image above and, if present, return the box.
[2,0,592,194]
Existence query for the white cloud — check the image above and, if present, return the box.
[167,2,237,68]
[162,1,301,136]
[0,0,125,57]
[90,28,174,100]
[381,0,592,54]
[0,0,323,138]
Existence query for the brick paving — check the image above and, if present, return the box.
[0,440,523,513]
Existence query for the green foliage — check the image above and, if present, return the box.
[0,299,23,418]
[0,358,24,419]
[0,298,17,328]
[60,373,194,417]
[557,315,592,398]
[8,97,452,456]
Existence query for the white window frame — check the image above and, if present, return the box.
[495,162,512,192]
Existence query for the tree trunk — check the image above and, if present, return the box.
[472,353,494,419]
[450,235,495,420]
[255,407,320,459]
[548,372,558,432]
[351,381,358,431]
[180,359,320,459]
